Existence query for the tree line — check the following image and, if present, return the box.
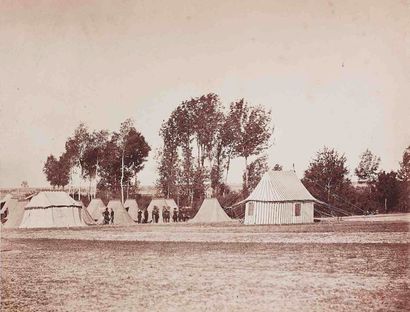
[42,92,409,215]
[43,119,150,204]
[156,93,273,209]
[302,146,409,215]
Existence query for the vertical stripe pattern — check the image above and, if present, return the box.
[244,201,314,225]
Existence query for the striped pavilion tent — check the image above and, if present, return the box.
[20,191,89,228]
[243,170,316,225]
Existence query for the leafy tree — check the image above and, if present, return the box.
[43,155,59,188]
[243,155,269,194]
[82,130,109,199]
[375,171,400,213]
[302,147,351,209]
[158,94,225,205]
[98,136,122,193]
[191,93,224,167]
[397,146,410,212]
[397,146,410,182]
[156,146,180,199]
[64,123,90,198]
[221,108,240,184]
[100,119,151,204]
[43,154,70,189]
[157,94,273,207]
[157,113,180,199]
[57,153,71,188]
[355,149,381,183]
[229,99,273,189]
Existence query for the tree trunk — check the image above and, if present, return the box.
[94,160,99,199]
[121,151,125,205]
[78,163,83,201]
[225,156,231,184]
[88,177,92,201]
[244,156,248,190]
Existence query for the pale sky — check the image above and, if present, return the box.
[1,0,409,188]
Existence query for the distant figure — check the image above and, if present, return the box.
[103,208,110,225]
[164,207,170,223]
[162,208,166,223]
[144,209,148,223]
[152,206,157,223]
[154,209,159,223]
[173,208,178,222]
[110,209,114,224]
[178,210,183,222]
[137,209,142,224]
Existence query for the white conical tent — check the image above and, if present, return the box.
[107,200,134,225]
[190,198,232,223]
[124,199,139,221]
[20,191,88,228]
[76,201,97,225]
[87,198,106,223]
[3,200,29,228]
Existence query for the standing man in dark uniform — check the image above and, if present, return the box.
[144,208,148,223]
[137,209,142,224]
[162,208,166,223]
[103,208,110,225]
[173,208,178,223]
[110,208,114,224]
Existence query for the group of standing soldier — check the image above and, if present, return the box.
[137,209,148,224]
[102,205,188,225]
[102,207,114,225]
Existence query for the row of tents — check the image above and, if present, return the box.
[1,171,318,229]
[1,192,233,229]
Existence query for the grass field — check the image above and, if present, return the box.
[1,221,409,311]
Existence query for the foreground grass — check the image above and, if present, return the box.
[1,222,409,311]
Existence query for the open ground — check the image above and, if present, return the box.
[1,219,409,312]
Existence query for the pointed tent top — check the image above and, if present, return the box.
[246,170,316,202]
[26,191,80,209]
[107,200,123,210]
[87,198,106,210]
[87,198,106,221]
[124,199,139,221]
[107,200,134,225]
[190,198,232,223]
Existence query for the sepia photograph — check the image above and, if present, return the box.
[1,1,409,311]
